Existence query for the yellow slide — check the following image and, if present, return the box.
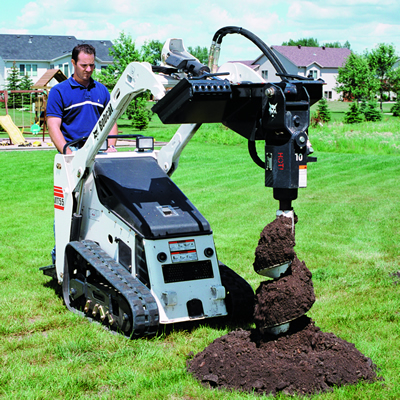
[0,114,29,145]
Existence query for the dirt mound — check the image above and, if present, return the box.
[187,317,378,396]
[187,215,380,396]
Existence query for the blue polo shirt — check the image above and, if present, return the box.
[46,75,111,143]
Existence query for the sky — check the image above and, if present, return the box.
[1,0,400,64]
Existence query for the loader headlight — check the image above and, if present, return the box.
[157,252,167,263]
[136,136,154,152]
[204,247,214,258]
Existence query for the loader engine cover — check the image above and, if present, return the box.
[93,156,211,238]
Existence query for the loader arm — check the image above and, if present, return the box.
[68,62,165,193]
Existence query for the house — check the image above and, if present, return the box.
[251,45,351,101]
[0,34,114,90]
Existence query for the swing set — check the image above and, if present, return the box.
[0,89,47,145]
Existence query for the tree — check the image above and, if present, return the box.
[388,66,400,97]
[360,99,382,122]
[20,74,34,108]
[141,40,163,65]
[335,53,379,101]
[367,43,398,110]
[322,40,351,49]
[132,97,151,130]
[96,31,153,130]
[316,96,331,123]
[6,62,21,108]
[97,31,141,89]
[391,97,400,116]
[344,102,364,124]
[343,40,351,50]
[282,38,319,47]
[187,46,209,65]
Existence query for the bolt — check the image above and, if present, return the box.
[299,136,306,144]
[70,288,77,296]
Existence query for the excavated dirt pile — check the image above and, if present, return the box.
[187,215,380,396]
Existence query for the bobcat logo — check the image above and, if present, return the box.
[269,103,278,118]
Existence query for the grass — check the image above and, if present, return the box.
[0,103,400,399]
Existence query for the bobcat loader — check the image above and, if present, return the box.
[41,27,323,337]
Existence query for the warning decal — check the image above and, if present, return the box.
[54,186,64,210]
[299,165,307,188]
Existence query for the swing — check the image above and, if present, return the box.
[30,92,40,135]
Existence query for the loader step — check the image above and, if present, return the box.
[63,240,159,337]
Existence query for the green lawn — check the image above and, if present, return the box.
[0,112,400,399]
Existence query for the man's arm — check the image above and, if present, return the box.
[107,123,118,152]
[47,116,72,154]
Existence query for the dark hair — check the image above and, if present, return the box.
[72,44,96,63]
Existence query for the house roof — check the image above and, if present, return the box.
[0,34,113,62]
[228,60,259,70]
[32,69,67,89]
[271,45,351,68]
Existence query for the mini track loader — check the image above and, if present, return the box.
[41,27,323,337]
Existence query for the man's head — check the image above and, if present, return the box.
[71,44,96,87]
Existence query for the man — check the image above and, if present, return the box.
[47,44,117,265]
[47,43,118,153]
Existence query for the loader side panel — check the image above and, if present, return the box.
[93,157,211,238]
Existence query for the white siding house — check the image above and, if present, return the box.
[0,35,114,90]
[252,45,351,101]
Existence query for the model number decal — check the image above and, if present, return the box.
[54,186,64,210]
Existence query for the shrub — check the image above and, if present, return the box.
[391,98,400,117]
[132,97,151,130]
[316,97,331,123]
[362,99,382,122]
[344,102,364,124]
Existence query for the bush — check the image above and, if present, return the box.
[344,102,364,124]
[361,99,382,122]
[316,97,331,123]
[391,98,400,117]
[132,97,151,130]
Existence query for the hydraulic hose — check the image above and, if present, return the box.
[210,26,287,76]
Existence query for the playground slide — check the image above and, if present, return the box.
[0,115,28,145]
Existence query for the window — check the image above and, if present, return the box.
[261,70,268,80]
[309,70,318,79]
[64,64,69,76]
[324,91,332,99]
[19,63,38,76]
[50,64,54,69]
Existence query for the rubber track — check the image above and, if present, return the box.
[64,240,159,337]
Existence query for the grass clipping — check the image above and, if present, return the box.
[187,215,381,396]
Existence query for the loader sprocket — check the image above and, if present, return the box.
[63,240,159,337]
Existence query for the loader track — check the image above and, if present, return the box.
[63,240,159,337]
